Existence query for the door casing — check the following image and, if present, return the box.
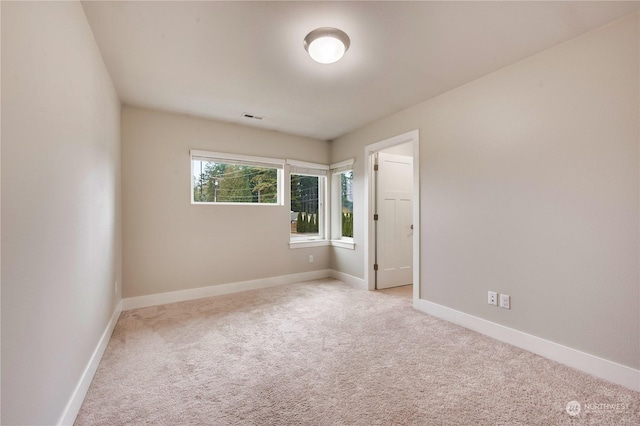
[364,130,420,302]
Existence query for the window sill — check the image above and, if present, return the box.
[289,239,330,249]
[330,239,355,250]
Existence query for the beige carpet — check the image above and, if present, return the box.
[76,279,639,425]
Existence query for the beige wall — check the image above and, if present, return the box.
[1,2,122,425]
[332,13,639,369]
[121,107,330,298]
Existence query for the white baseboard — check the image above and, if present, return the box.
[414,298,640,393]
[58,300,123,426]
[122,269,333,310]
[330,270,366,290]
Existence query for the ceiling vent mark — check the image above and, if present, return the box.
[242,113,264,121]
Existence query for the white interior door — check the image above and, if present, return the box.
[376,152,413,289]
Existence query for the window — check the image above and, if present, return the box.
[339,170,354,237]
[331,159,355,249]
[289,160,328,247]
[191,150,284,205]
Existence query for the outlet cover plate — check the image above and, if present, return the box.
[488,291,498,306]
[500,294,510,309]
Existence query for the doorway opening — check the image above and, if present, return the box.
[364,130,420,302]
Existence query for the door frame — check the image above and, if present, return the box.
[364,130,420,302]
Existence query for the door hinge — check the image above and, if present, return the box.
[373,263,378,271]
[373,214,379,221]
[373,164,379,171]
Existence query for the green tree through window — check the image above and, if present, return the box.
[291,174,320,234]
[340,170,353,237]
[193,159,278,204]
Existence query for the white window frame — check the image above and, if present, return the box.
[288,159,329,249]
[330,159,355,250]
[190,149,284,206]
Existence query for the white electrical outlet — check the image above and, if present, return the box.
[308,255,314,263]
[500,294,510,309]
[488,291,498,306]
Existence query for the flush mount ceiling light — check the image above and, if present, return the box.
[303,27,350,64]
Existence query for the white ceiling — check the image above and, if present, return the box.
[82,1,639,141]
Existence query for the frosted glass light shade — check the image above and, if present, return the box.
[304,28,350,64]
